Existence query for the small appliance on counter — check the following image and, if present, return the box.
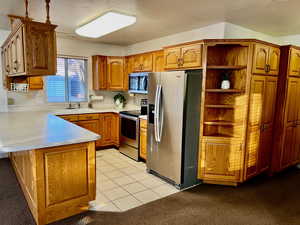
[129,72,148,94]
[119,110,142,161]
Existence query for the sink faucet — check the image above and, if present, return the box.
[66,102,76,109]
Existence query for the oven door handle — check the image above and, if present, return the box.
[120,114,138,121]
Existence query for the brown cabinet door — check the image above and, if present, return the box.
[286,78,299,124]
[153,50,164,72]
[268,47,280,76]
[200,140,242,182]
[26,22,57,75]
[125,56,134,75]
[77,119,100,146]
[288,48,300,77]
[164,47,181,70]
[102,113,114,145]
[181,44,202,68]
[140,53,153,72]
[112,114,120,146]
[248,75,265,127]
[133,55,142,72]
[28,76,43,89]
[140,127,147,160]
[107,56,126,91]
[12,28,25,75]
[258,77,277,171]
[245,75,265,177]
[252,44,269,75]
[281,126,295,168]
[261,77,277,125]
[92,55,107,90]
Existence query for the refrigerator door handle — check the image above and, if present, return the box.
[154,85,160,142]
[157,85,164,142]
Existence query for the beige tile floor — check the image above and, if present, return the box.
[89,148,180,212]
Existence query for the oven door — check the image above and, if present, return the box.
[120,114,139,148]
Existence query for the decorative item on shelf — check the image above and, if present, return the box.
[10,83,29,93]
[221,71,231,89]
[114,93,126,109]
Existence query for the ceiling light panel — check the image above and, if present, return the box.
[75,11,136,38]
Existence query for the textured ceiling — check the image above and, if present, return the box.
[0,0,299,45]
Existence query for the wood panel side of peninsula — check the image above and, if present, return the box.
[9,141,96,225]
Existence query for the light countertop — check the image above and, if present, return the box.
[0,111,100,153]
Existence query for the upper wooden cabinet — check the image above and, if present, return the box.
[288,47,300,77]
[125,56,134,75]
[164,43,202,70]
[132,53,153,72]
[92,55,107,90]
[107,56,127,91]
[152,50,164,72]
[92,55,128,91]
[1,18,57,77]
[252,44,280,75]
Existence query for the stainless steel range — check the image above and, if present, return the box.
[119,110,141,161]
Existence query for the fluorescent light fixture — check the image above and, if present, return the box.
[75,11,136,38]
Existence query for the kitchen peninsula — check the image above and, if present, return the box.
[0,111,100,225]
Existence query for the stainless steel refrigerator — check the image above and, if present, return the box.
[147,70,202,189]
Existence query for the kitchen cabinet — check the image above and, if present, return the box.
[288,48,300,77]
[199,138,243,185]
[125,56,134,75]
[252,44,280,75]
[153,50,164,72]
[164,43,202,70]
[92,56,128,91]
[139,118,147,160]
[101,113,120,147]
[92,55,107,90]
[132,53,153,72]
[58,113,119,148]
[245,75,277,179]
[271,46,300,173]
[27,76,43,89]
[1,17,57,77]
[107,56,127,91]
[198,40,279,186]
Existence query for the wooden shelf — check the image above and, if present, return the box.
[206,65,247,70]
[205,104,235,109]
[205,89,243,93]
[204,120,235,126]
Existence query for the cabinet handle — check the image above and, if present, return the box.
[5,65,10,73]
[264,64,268,73]
[13,60,19,71]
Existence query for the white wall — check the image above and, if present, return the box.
[126,23,226,55]
[224,23,283,45]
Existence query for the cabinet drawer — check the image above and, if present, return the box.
[140,118,147,128]
[59,115,79,122]
[78,114,99,121]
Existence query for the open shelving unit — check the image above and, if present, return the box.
[202,43,250,138]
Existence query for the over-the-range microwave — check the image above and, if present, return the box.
[128,72,148,94]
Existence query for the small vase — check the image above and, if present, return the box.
[221,80,230,89]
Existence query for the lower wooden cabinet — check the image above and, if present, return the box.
[139,118,147,160]
[198,138,243,186]
[59,113,120,148]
